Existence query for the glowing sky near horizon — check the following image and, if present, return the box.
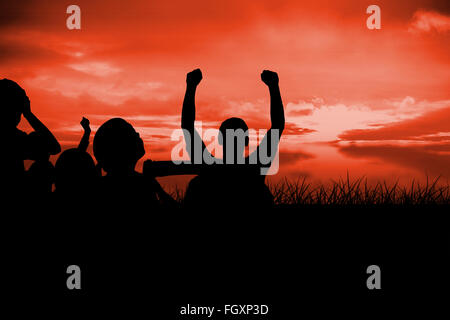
[1,0,449,189]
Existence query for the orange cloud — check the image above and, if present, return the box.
[339,102,450,141]
[338,143,450,177]
[409,10,450,33]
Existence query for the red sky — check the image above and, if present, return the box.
[1,0,450,190]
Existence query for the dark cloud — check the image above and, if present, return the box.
[0,0,64,29]
[288,108,313,116]
[0,1,33,27]
[283,122,316,136]
[422,0,450,14]
[279,150,315,166]
[338,143,450,176]
[0,41,66,66]
[3,0,448,33]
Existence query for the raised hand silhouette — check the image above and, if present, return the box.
[80,117,91,132]
[21,94,61,155]
[261,70,279,87]
[78,117,91,152]
[186,68,202,87]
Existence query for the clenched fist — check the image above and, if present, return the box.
[186,68,202,87]
[80,117,91,132]
[261,70,279,87]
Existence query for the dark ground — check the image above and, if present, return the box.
[3,205,449,317]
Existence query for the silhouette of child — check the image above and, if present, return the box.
[93,118,176,209]
[54,117,99,198]
[55,148,97,198]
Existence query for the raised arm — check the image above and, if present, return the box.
[249,70,285,166]
[181,69,211,162]
[78,117,91,152]
[261,70,285,132]
[181,69,202,131]
[23,95,61,155]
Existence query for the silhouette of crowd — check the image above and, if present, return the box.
[2,69,284,210]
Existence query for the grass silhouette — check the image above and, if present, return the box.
[167,174,450,207]
[269,174,450,207]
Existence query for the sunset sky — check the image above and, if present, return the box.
[1,0,450,189]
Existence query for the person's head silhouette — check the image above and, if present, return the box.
[0,79,27,130]
[218,117,249,161]
[55,148,97,193]
[93,118,145,175]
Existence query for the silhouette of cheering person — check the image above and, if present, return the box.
[54,117,99,199]
[181,69,285,209]
[93,118,176,209]
[0,79,60,196]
